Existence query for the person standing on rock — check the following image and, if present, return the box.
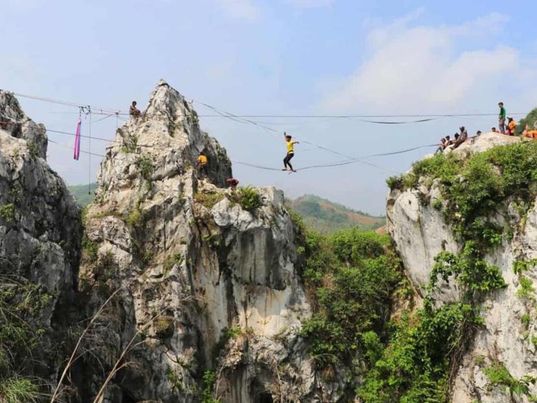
[283,133,299,172]
[130,101,141,118]
[197,152,208,178]
[498,102,506,134]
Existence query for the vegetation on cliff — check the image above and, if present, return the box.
[0,280,54,402]
[292,212,404,393]
[371,140,537,401]
[71,186,385,233]
[294,140,537,401]
[387,141,537,247]
[295,217,502,401]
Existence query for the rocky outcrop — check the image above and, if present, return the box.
[388,133,537,402]
[0,91,48,158]
[0,90,81,307]
[76,82,337,402]
[0,91,82,390]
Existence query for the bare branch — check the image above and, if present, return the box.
[50,288,121,403]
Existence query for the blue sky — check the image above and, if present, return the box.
[1,0,537,214]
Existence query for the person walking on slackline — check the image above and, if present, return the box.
[282,132,299,172]
[498,101,507,134]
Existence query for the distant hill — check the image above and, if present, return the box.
[68,183,97,208]
[69,185,385,233]
[288,194,385,233]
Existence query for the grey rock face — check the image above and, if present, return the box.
[77,82,340,402]
[0,90,80,296]
[0,91,82,389]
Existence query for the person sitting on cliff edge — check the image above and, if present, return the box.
[435,137,447,154]
[129,101,141,118]
[523,124,537,139]
[507,117,517,136]
[226,178,239,191]
[452,126,468,149]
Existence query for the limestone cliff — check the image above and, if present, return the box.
[388,133,537,403]
[0,91,82,395]
[75,81,340,402]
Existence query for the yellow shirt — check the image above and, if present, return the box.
[286,140,295,153]
[198,155,208,166]
[508,121,517,131]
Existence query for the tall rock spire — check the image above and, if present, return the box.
[77,81,343,402]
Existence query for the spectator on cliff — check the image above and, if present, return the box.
[492,127,497,133]
[507,117,517,136]
[226,178,239,190]
[498,102,506,133]
[435,137,447,154]
[452,126,468,149]
[523,124,537,139]
[129,101,141,118]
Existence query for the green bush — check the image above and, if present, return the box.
[163,253,184,272]
[514,258,537,275]
[27,141,39,159]
[0,204,15,222]
[431,242,506,296]
[517,107,537,135]
[236,186,262,211]
[386,175,404,190]
[0,280,52,403]
[330,229,388,265]
[194,191,224,209]
[358,303,476,403]
[136,155,154,182]
[121,134,138,153]
[517,276,535,300]
[126,207,143,229]
[301,230,338,285]
[484,362,531,395]
[201,370,220,403]
[0,377,39,403]
[300,229,401,368]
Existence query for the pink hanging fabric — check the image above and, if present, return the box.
[73,119,81,160]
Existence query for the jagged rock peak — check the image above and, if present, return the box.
[0,90,48,158]
[144,79,195,121]
[80,81,348,402]
[98,80,231,192]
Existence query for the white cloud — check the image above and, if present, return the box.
[286,0,335,8]
[214,0,259,21]
[321,12,521,114]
